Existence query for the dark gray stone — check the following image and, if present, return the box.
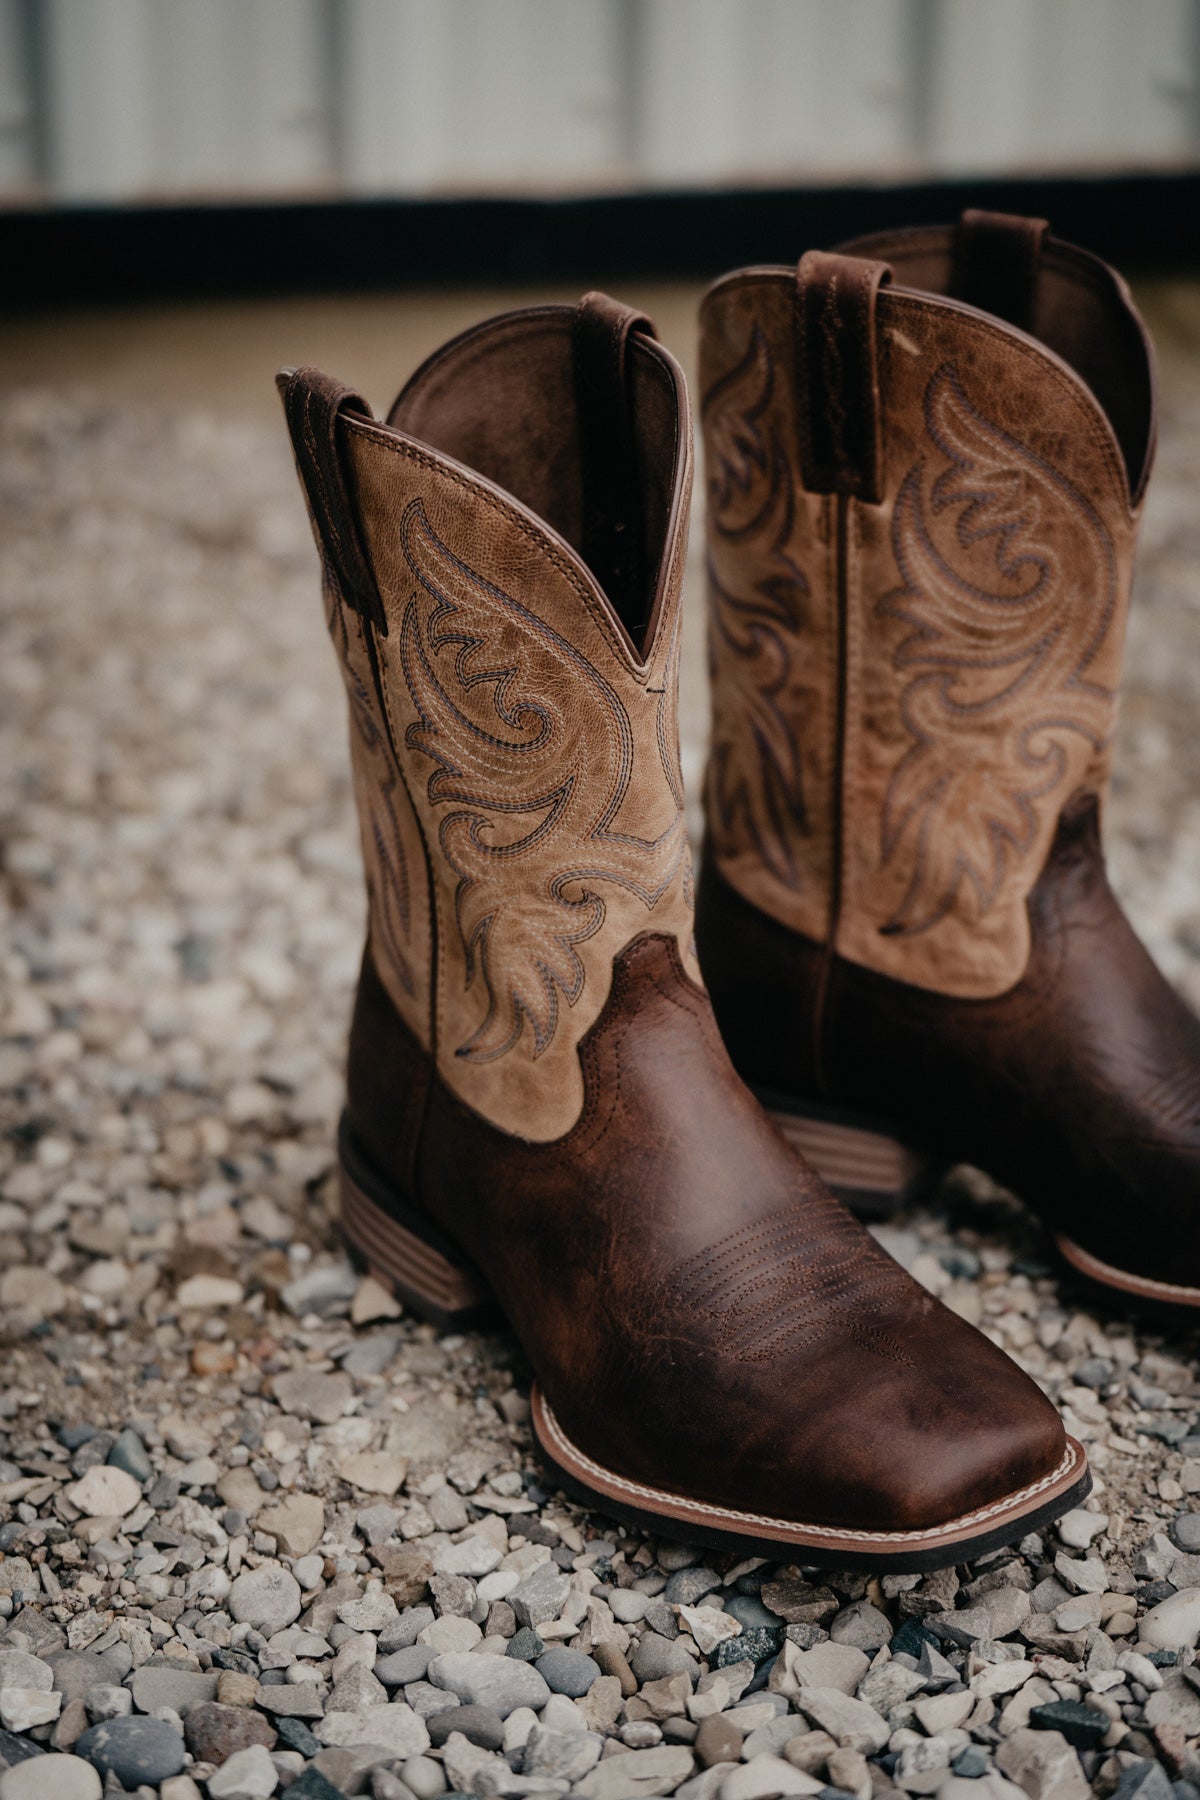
[1028,1699,1108,1749]
[274,1716,321,1758]
[75,1717,185,1787]
[274,1771,346,1800]
[1111,1762,1175,1800]
[724,1594,784,1633]
[664,1567,722,1607]
[0,1729,44,1766]
[506,1629,545,1662]
[106,1429,152,1484]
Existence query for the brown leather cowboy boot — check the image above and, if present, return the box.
[279,291,1086,1568]
[696,210,1199,1312]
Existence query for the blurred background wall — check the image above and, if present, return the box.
[3,0,1199,209]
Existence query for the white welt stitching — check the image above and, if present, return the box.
[1058,1235,1200,1305]
[535,1394,1081,1546]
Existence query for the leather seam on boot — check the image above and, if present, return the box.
[537,1397,1081,1543]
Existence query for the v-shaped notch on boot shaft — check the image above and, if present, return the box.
[279,292,690,671]
[278,296,697,1145]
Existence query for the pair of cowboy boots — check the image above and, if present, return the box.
[280,209,1191,1572]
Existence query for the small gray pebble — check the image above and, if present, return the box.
[534,1649,600,1697]
[663,1567,722,1606]
[105,1429,152,1483]
[629,1633,698,1684]
[506,1629,544,1663]
[1172,1514,1200,1554]
[375,1646,434,1687]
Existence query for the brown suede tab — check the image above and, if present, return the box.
[952,208,1049,333]
[280,366,388,635]
[794,250,892,504]
[573,292,658,642]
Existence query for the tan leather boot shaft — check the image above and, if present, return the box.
[283,298,696,1140]
[701,210,1155,998]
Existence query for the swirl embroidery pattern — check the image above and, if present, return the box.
[397,499,688,1063]
[879,361,1118,938]
[703,326,811,890]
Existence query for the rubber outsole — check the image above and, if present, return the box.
[1057,1233,1200,1313]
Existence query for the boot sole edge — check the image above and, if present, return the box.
[1057,1233,1200,1311]
[337,1120,500,1331]
[532,1387,1091,1573]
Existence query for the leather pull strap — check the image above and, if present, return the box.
[572,291,657,634]
[279,365,388,636]
[952,208,1049,334]
[794,251,892,505]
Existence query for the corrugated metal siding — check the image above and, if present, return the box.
[3,0,1198,205]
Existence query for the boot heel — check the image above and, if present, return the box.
[337,1125,497,1331]
[762,1098,942,1218]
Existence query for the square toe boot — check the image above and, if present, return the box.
[695,209,1200,1312]
[279,290,1086,1568]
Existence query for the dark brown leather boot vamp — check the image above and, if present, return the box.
[696,211,1200,1313]
[344,928,1084,1567]
[281,289,1087,1569]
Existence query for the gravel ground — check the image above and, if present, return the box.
[3,289,1200,1800]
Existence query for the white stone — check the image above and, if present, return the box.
[774,1640,868,1698]
[996,1727,1088,1800]
[970,1660,1037,1699]
[228,1563,302,1634]
[1057,1508,1108,1550]
[504,1706,540,1752]
[793,1686,888,1756]
[718,1755,823,1799]
[434,1536,504,1578]
[1053,1553,1107,1596]
[317,1701,431,1757]
[0,1650,53,1692]
[1117,1649,1164,1690]
[608,1589,650,1623]
[1140,1586,1200,1650]
[0,1686,62,1730]
[913,1689,975,1735]
[0,1755,101,1800]
[427,1650,549,1718]
[65,1465,142,1518]
[477,1569,520,1603]
[573,1745,698,1798]
[175,1273,244,1308]
[206,1745,279,1799]
[256,1493,325,1558]
[418,1614,482,1654]
[676,1605,742,1656]
[337,1451,407,1497]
